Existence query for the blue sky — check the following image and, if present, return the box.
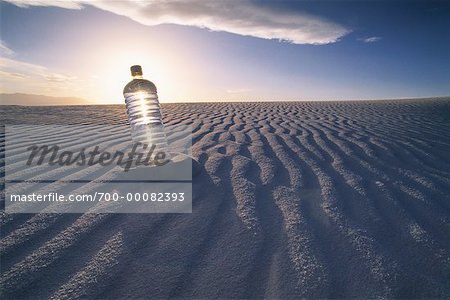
[1,0,449,103]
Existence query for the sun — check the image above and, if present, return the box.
[91,50,171,104]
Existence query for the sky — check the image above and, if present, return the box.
[0,0,449,104]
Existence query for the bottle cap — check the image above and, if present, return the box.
[130,65,143,76]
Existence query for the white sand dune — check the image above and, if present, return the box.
[1,99,450,299]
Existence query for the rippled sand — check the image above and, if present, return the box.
[1,99,450,298]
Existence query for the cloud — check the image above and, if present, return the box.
[360,36,382,43]
[0,70,27,80]
[6,0,82,9]
[44,73,78,82]
[0,41,77,83]
[4,0,350,45]
[0,40,15,57]
[0,56,79,94]
[0,57,75,81]
[226,88,252,94]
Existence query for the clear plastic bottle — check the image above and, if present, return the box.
[123,65,170,159]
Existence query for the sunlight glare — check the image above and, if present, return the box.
[93,50,171,104]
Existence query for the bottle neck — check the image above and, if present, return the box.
[132,75,143,80]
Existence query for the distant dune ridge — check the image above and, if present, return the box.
[0,93,91,106]
[1,98,450,298]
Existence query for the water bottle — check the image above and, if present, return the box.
[123,65,170,160]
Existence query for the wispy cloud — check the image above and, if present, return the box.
[226,88,252,94]
[360,36,382,43]
[0,40,78,84]
[0,55,79,95]
[6,0,82,9]
[0,70,27,79]
[0,57,76,82]
[5,0,350,45]
[0,40,15,57]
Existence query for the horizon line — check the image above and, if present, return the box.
[1,93,449,107]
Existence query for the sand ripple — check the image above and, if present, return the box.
[1,99,450,298]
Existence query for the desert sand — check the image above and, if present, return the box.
[1,98,450,299]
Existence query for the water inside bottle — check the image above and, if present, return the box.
[123,66,170,161]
